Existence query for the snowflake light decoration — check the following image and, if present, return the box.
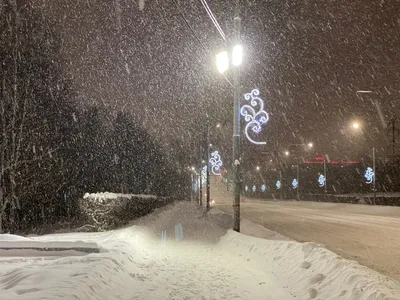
[261,184,266,192]
[364,167,374,184]
[292,178,299,189]
[318,174,325,187]
[201,166,207,185]
[209,151,223,176]
[240,89,269,145]
[276,180,281,190]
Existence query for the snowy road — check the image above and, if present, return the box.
[213,185,400,282]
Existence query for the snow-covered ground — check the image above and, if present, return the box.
[0,202,399,300]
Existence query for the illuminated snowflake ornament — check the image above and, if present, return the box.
[201,166,207,185]
[292,178,299,189]
[261,184,266,192]
[276,180,281,190]
[318,174,325,187]
[364,167,374,184]
[252,185,256,192]
[244,185,248,192]
[241,89,269,145]
[209,151,223,176]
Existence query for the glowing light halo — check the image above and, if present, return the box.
[364,167,374,184]
[241,89,269,145]
[209,151,223,176]
[276,180,281,190]
[318,174,325,187]
[292,178,299,189]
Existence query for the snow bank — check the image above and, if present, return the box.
[218,231,400,300]
[0,234,30,241]
[0,240,100,257]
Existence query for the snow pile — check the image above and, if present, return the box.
[0,234,30,241]
[218,231,400,300]
[0,236,100,257]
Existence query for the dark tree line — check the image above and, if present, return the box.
[0,1,187,232]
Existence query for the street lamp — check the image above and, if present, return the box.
[256,166,260,171]
[352,122,360,130]
[284,151,290,156]
[215,1,242,232]
[307,142,313,148]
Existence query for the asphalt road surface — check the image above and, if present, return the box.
[211,180,400,282]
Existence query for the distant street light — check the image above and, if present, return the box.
[352,122,360,130]
[308,142,313,148]
[256,166,260,171]
[284,151,290,156]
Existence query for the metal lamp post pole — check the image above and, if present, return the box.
[324,157,327,195]
[232,0,241,232]
[296,164,300,200]
[199,146,203,207]
[206,123,211,211]
[373,147,376,204]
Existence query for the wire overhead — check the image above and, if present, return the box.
[170,0,233,87]
[199,0,226,41]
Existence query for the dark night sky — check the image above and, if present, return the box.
[36,0,400,162]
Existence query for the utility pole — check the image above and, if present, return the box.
[388,117,398,157]
[199,146,203,207]
[279,170,282,200]
[232,0,241,232]
[296,164,300,200]
[206,122,211,211]
[373,147,376,205]
[323,157,327,195]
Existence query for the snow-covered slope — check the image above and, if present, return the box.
[0,203,399,300]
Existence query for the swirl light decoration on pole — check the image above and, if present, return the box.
[318,174,326,188]
[240,89,269,145]
[209,151,223,176]
[364,167,374,184]
[201,166,207,185]
[292,178,299,189]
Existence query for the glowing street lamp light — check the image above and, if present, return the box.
[256,166,260,171]
[308,142,313,148]
[216,51,229,73]
[232,45,243,66]
[284,151,290,156]
[352,122,360,130]
[216,45,243,73]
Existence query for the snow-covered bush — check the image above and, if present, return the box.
[80,193,172,231]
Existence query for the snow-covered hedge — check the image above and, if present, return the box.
[80,193,172,231]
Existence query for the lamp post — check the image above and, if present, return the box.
[351,116,377,204]
[373,147,376,204]
[215,0,242,232]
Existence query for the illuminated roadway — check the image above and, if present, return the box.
[211,179,400,282]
